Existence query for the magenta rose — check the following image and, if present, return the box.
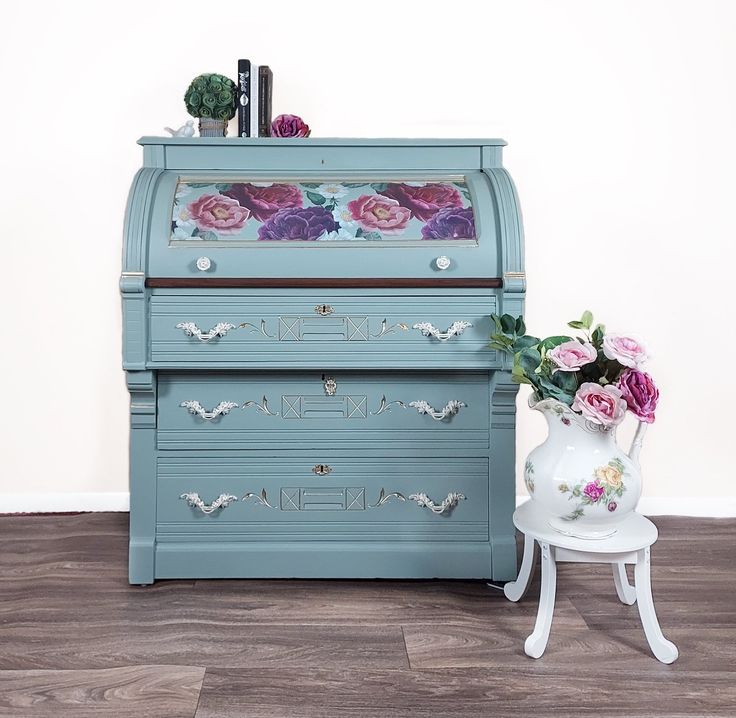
[421,206,475,239]
[603,334,648,368]
[270,114,310,138]
[187,194,250,235]
[616,368,659,424]
[572,382,627,428]
[378,183,463,222]
[583,481,605,502]
[347,195,411,235]
[224,183,302,222]
[547,340,597,372]
[258,206,336,241]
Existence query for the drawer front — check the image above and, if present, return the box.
[149,294,497,368]
[157,371,490,450]
[156,456,489,541]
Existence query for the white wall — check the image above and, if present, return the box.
[1,0,734,513]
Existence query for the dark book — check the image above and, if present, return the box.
[258,65,273,137]
[237,59,252,138]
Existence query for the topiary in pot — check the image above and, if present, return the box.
[184,73,237,137]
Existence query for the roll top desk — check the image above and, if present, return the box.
[121,137,525,584]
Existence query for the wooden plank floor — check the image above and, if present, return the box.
[0,513,734,717]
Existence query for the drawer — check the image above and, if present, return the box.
[149,293,497,368]
[156,456,490,542]
[157,371,490,450]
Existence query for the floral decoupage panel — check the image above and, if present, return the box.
[170,180,477,242]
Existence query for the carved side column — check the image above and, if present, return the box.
[490,371,520,581]
[127,370,156,585]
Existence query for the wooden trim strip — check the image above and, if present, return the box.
[146,277,503,289]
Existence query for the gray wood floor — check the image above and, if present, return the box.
[0,513,734,717]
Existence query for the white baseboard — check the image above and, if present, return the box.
[1,492,735,517]
[516,495,736,518]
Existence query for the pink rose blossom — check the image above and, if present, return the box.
[378,183,463,222]
[616,368,659,424]
[583,481,605,502]
[347,195,412,235]
[547,340,597,372]
[223,183,302,222]
[572,382,627,428]
[603,334,648,368]
[187,194,250,235]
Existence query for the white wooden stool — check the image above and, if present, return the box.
[504,501,678,664]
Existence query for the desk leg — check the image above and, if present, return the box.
[504,534,536,602]
[524,542,556,659]
[634,547,679,664]
[612,562,637,605]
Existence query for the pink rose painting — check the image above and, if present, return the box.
[378,183,463,222]
[224,183,303,222]
[547,340,597,372]
[187,194,250,235]
[347,195,412,235]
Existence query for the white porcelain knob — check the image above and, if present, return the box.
[196,256,212,271]
[435,256,451,271]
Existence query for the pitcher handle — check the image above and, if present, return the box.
[628,420,648,465]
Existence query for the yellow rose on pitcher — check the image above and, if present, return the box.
[595,465,623,489]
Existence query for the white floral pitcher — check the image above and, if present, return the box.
[524,397,648,538]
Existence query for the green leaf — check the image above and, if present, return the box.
[199,231,218,241]
[362,231,382,240]
[490,333,514,347]
[537,375,575,405]
[490,341,512,352]
[567,320,586,330]
[491,314,503,333]
[518,347,542,376]
[215,183,232,192]
[540,335,573,350]
[513,335,540,351]
[355,227,364,237]
[511,365,532,384]
[550,370,578,393]
[515,316,526,335]
[370,183,389,192]
[343,183,368,188]
[191,227,200,236]
[581,310,594,329]
[300,183,322,188]
[186,183,214,188]
[500,314,516,334]
[592,324,606,346]
[306,191,326,205]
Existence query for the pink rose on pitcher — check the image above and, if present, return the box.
[583,481,605,502]
[547,340,597,372]
[347,195,412,235]
[603,334,648,368]
[572,383,627,428]
[187,194,250,235]
[616,368,660,423]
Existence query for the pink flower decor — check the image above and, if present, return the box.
[347,195,412,235]
[271,114,310,138]
[603,334,648,368]
[583,481,605,502]
[378,183,463,222]
[572,382,627,428]
[547,340,597,372]
[224,183,302,222]
[187,194,250,235]
[616,368,659,424]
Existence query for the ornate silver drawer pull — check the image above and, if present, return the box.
[180,492,238,514]
[180,400,238,420]
[324,377,337,396]
[412,320,472,342]
[312,464,332,476]
[314,304,334,316]
[409,399,466,421]
[409,491,466,515]
[176,321,236,342]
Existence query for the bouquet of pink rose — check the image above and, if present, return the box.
[490,310,659,428]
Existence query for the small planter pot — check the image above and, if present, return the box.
[198,118,227,137]
[524,397,647,539]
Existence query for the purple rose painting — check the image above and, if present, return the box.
[170,179,476,242]
[421,207,476,240]
[583,481,605,502]
[258,207,337,241]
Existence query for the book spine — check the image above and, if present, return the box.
[258,66,273,137]
[250,64,259,138]
[237,59,251,138]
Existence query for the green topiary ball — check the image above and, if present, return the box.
[184,73,236,121]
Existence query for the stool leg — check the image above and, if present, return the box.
[634,547,679,664]
[504,534,536,602]
[524,542,556,658]
[612,562,637,605]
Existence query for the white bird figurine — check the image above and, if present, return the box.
[164,120,195,137]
